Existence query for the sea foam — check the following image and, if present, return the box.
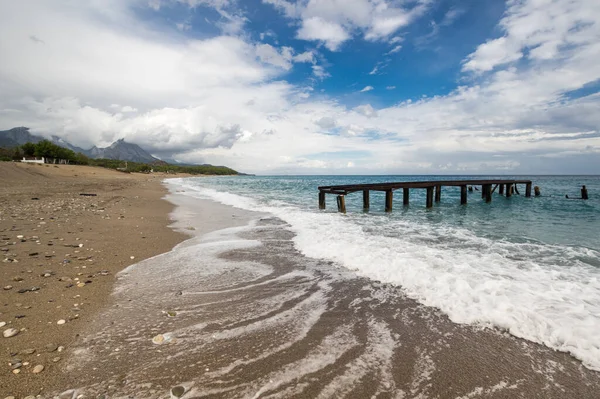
[167,179,600,371]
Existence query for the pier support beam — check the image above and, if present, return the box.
[319,191,326,209]
[483,184,492,203]
[499,184,504,195]
[525,183,532,198]
[506,183,513,198]
[403,188,410,206]
[337,195,346,213]
[514,184,520,195]
[461,185,468,205]
[426,186,434,208]
[385,190,393,212]
[435,185,441,202]
[363,190,370,210]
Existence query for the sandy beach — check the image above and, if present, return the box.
[2,164,600,399]
[0,163,188,398]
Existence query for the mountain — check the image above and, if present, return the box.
[0,127,159,163]
[87,139,158,163]
[0,127,43,147]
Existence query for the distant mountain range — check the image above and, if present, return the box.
[0,127,159,163]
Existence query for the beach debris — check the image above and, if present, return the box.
[58,389,76,399]
[167,311,177,317]
[3,285,13,290]
[79,193,97,196]
[3,328,19,338]
[152,333,173,345]
[0,322,5,327]
[130,256,135,260]
[12,276,23,282]
[57,319,66,325]
[32,364,45,373]
[52,356,61,362]
[170,386,186,398]
[21,348,36,355]
[77,282,86,288]
[28,252,39,256]
[12,368,20,374]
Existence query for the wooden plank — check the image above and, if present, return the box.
[403,188,409,206]
[318,179,533,192]
[461,185,467,205]
[385,190,393,212]
[435,185,441,202]
[426,186,434,208]
[337,195,346,213]
[319,191,326,209]
[363,190,370,210]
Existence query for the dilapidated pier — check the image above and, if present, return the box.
[318,179,533,212]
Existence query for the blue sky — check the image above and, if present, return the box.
[0,0,599,174]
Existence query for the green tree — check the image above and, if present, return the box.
[21,142,36,157]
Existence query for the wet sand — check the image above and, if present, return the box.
[53,187,600,399]
[0,163,189,398]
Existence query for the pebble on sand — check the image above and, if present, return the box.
[0,321,6,328]
[32,364,45,373]
[3,328,19,338]
[171,386,186,398]
[57,319,66,325]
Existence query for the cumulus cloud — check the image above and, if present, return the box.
[265,0,430,50]
[1,0,599,174]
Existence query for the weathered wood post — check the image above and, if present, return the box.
[506,183,513,198]
[337,195,346,213]
[403,188,409,206]
[435,185,441,202]
[525,183,532,198]
[481,187,486,199]
[514,184,520,195]
[426,187,434,208]
[363,190,370,210]
[461,185,468,205]
[499,184,505,195]
[483,184,492,203]
[385,190,393,212]
[582,185,589,200]
[319,191,326,209]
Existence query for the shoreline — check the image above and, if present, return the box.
[47,178,600,398]
[0,163,193,398]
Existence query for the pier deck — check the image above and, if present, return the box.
[318,179,533,212]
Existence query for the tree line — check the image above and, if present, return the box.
[0,141,239,175]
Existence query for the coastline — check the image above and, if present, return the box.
[0,163,191,398]
[49,177,600,398]
[3,166,599,398]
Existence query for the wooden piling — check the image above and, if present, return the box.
[506,183,513,198]
[435,185,441,202]
[491,184,499,194]
[525,183,532,198]
[363,190,370,210]
[403,188,409,206]
[337,195,346,213]
[483,184,492,203]
[385,190,393,212]
[319,191,326,209]
[499,184,504,195]
[482,187,486,199]
[426,186,434,208]
[461,185,468,205]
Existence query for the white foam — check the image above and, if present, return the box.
[168,179,600,371]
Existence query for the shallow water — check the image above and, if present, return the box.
[168,175,600,371]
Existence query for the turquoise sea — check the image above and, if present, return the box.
[171,175,600,370]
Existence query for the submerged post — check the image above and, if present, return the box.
[483,184,492,203]
[525,183,532,198]
[435,185,441,202]
[426,186,434,208]
[337,195,346,213]
[403,188,410,206]
[506,183,513,198]
[363,190,370,210]
[385,190,393,212]
[461,185,468,205]
[499,184,505,195]
[319,191,326,209]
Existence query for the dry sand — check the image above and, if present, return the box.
[0,162,189,398]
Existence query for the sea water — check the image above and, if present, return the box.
[168,175,600,370]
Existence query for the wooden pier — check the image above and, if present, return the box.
[318,179,533,212]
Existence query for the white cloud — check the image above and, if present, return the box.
[386,86,396,90]
[312,65,330,79]
[360,86,374,92]
[386,45,402,54]
[265,0,431,50]
[1,0,599,175]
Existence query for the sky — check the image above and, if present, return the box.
[0,0,599,174]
